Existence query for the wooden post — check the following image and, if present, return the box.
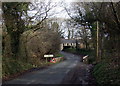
[46,58,47,63]
[96,21,99,62]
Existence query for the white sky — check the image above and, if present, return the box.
[29,0,75,38]
[29,0,72,19]
[51,0,74,2]
[1,0,120,2]
[50,0,75,19]
[49,6,69,19]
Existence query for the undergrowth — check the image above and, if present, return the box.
[93,60,120,85]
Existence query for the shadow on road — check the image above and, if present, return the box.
[61,52,97,86]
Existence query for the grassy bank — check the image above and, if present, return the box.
[93,60,120,85]
[2,53,64,81]
[2,57,52,81]
[55,53,64,57]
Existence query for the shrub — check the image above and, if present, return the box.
[93,60,120,85]
[2,29,60,77]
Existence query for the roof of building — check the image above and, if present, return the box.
[61,39,76,43]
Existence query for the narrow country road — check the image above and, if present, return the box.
[3,51,82,85]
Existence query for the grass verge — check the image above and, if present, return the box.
[2,53,65,81]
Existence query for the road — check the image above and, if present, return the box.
[3,51,82,85]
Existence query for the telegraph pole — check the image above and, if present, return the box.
[96,21,99,62]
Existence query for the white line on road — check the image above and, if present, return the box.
[65,69,70,74]
[27,80,36,84]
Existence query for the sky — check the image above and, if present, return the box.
[36,0,75,2]
[1,0,120,2]
[30,0,73,19]
[26,0,120,19]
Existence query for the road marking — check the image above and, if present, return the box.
[27,80,35,84]
[65,69,70,74]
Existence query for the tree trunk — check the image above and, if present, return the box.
[68,29,71,39]
[10,32,20,58]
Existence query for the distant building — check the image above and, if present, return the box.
[60,38,76,50]
[60,38,86,50]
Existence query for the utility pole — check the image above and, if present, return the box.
[96,21,99,62]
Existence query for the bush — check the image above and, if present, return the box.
[2,57,33,77]
[2,29,60,78]
[93,60,120,85]
[24,29,60,61]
